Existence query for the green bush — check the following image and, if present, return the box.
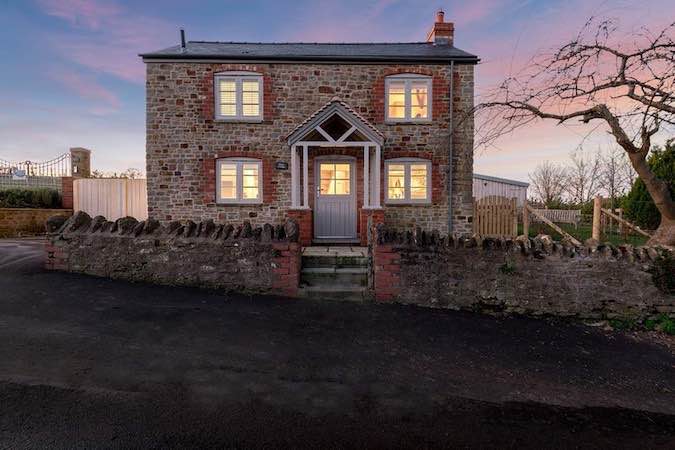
[622,140,675,230]
[0,188,62,208]
[648,252,675,295]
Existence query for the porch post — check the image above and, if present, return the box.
[291,145,299,207]
[302,145,309,207]
[374,144,381,207]
[363,145,370,207]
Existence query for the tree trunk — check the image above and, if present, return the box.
[627,151,675,247]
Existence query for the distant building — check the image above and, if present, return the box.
[473,173,529,206]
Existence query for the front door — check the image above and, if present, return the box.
[314,159,357,240]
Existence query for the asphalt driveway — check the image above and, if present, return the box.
[0,238,674,449]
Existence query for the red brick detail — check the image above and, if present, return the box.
[61,177,73,209]
[287,209,312,247]
[373,242,401,302]
[372,67,450,123]
[359,209,385,246]
[201,151,275,205]
[271,242,301,297]
[199,64,275,122]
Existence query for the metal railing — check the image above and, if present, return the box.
[0,152,71,191]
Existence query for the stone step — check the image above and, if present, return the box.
[300,267,368,287]
[297,286,368,302]
[301,255,368,269]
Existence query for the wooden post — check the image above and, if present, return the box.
[522,202,529,237]
[592,196,602,241]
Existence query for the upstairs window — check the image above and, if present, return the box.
[216,158,263,204]
[385,158,432,204]
[214,72,263,121]
[385,74,432,122]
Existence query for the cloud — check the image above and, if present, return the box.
[37,0,175,83]
[48,68,121,113]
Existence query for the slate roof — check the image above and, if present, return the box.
[140,41,478,63]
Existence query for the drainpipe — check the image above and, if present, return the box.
[447,60,454,235]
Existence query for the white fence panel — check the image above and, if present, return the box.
[530,209,581,227]
[73,179,148,220]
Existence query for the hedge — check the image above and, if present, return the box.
[0,188,62,209]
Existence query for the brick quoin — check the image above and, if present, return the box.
[61,177,73,209]
[287,209,312,247]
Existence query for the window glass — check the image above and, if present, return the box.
[219,163,237,199]
[387,164,405,200]
[218,79,237,117]
[241,80,260,117]
[319,163,351,195]
[242,164,259,200]
[387,81,406,119]
[410,164,428,199]
[410,82,428,119]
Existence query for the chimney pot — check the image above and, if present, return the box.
[436,10,445,23]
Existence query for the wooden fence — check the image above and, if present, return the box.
[530,209,581,228]
[473,196,518,238]
[73,178,148,220]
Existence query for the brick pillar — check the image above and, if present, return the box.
[287,209,312,247]
[61,177,73,209]
[360,208,385,246]
[373,242,401,302]
[271,242,301,297]
[45,239,69,271]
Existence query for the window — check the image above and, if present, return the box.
[214,72,263,121]
[385,74,432,122]
[385,159,432,204]
[216,158,262,203]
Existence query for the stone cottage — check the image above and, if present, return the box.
[141,10,478,246]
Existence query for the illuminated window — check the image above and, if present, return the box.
[319,162,351,195]
[216,158,262,203]
[385,74,432,122]
[385,159,431,203]
[214,72,263,121]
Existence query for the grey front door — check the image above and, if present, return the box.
[314,159,357,240]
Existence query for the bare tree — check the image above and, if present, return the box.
[529,161,566,207]
[476,18,675,245]
[565,149,602,204]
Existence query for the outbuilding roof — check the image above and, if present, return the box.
[140,41,479,64]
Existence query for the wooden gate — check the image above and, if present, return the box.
[473,196,517,238]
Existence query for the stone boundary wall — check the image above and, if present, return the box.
[373,225,674,319]
[0,208,72,238]
[45,212,300,297]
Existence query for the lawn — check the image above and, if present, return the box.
[520,222,649,247]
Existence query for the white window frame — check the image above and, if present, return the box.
[384,158,432,204]
[384,74,432,123]
[214,72,263,122]
[216,158,263,204]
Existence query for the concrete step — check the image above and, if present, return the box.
[301,255,369,269]
[297,286,368,302]
[300,267,368,287]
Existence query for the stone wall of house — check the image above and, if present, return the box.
[0,208,72,238]
[45,211,301,297]
[145,61,475,236]
[373,226,674,319]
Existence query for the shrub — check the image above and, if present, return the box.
[622,140,675,230]
[648,252,675,295]
[0,188,62,208]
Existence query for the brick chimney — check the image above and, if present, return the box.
[426,9,454,46]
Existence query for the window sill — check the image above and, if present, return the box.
[216,202,264,206]
[384,120,433,125]
[384,202,432,206]
[214,118,264,124]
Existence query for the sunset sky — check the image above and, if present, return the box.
[1,0,673,182]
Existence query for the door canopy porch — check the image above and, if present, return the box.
[287,98,383,209]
